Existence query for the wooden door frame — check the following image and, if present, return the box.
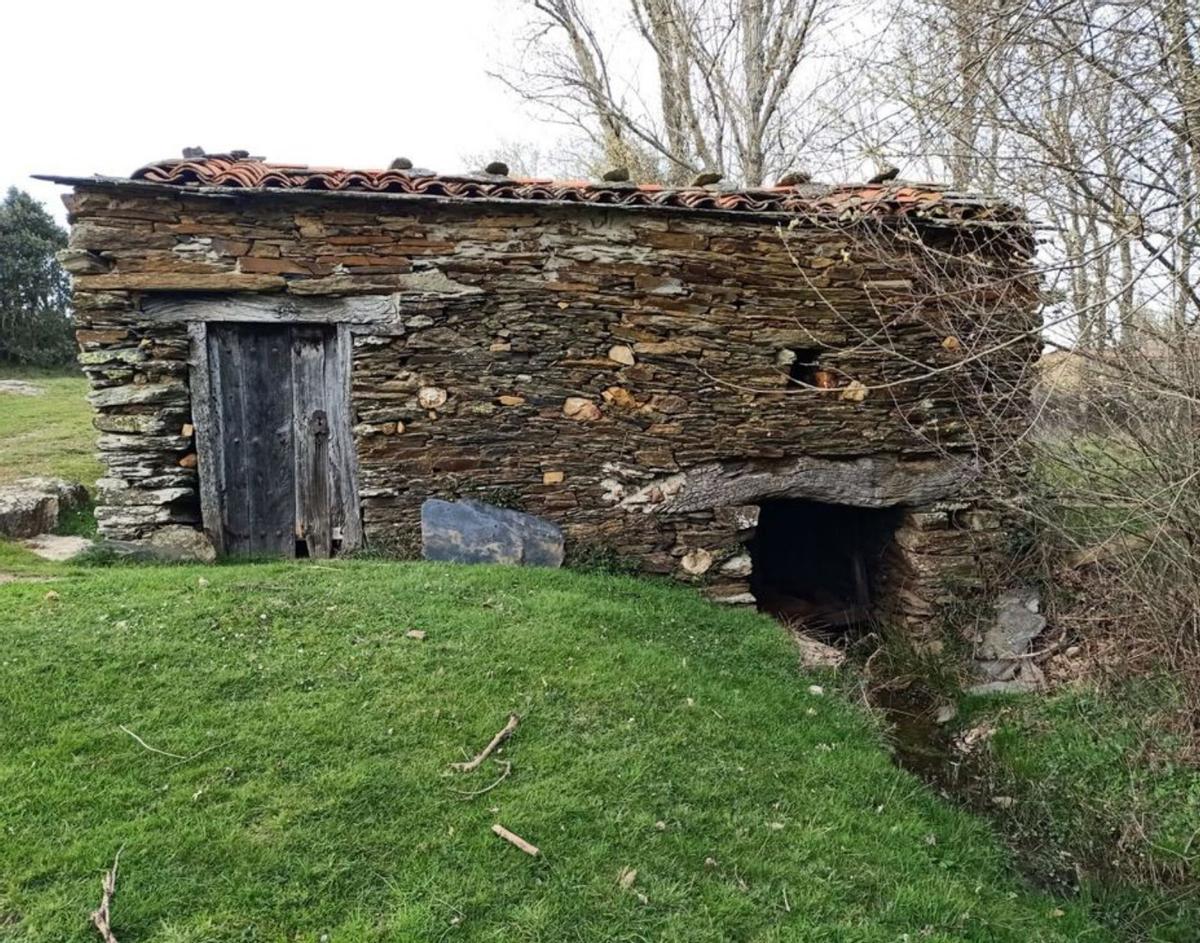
[186,319,363,556]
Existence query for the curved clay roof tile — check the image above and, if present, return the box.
[129,156,1023,225]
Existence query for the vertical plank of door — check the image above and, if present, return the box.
[188,322,224,555]
[329,324,364,552]
[211,324,250,553]
[292,326,333,558]
[251,327,298,556]
[210,324,296,557]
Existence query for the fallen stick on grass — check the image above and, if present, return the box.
[120,725,217,768]
[449,760,512,800]
[120,725,187,760]
[491,823,540,857]
[90,849,122,943]
[451,714,520,773]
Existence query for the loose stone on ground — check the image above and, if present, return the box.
[421,499,565,567]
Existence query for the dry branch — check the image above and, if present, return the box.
[491,823,540,857]
[451,714,520,773]
[449,760,513,800]
[119,725,187,760]
[120,725,218,768]
[90,849,122,943]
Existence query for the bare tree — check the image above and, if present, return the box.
[811,0,1200,729]
[835,0,1200,350]
[497,0,831,185]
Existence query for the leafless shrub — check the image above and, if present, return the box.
[827,0,1200,728]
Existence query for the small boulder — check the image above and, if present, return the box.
[0,478,88,539]
[96,526,216,563]
[563,397,601,421]
[680,548,713,575]
[421,499,564,567]
[607,345,636,366]
[147,525,217,563]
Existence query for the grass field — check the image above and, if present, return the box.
[0,367,100,487]
[0,551,1108,942]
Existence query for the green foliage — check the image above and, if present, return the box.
[53,496,98,538]
[0,560,1105,941]
[1029,434,1160,559]
[0,188,73,366]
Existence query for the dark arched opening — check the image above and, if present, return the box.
[748,499,903,634]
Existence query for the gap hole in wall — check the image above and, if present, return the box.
[748,499,903,637]
[787,348,821,386]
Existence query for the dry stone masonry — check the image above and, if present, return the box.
[44,154,1038,633]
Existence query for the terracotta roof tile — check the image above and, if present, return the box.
[109,155,1019,226]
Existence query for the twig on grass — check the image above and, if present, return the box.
[164,744,221,770]
[451,714,520,773]
[120,726,216,767]
[119,725,187,760]
[491,823,540,857]
[448,761,512,800]
[90,848,123,943]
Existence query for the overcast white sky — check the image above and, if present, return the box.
[2,1,560,224]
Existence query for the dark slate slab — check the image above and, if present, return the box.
[421,499,564,567]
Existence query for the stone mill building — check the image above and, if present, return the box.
[42,153,1037,632]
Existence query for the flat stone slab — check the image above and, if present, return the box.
[978,587,1047,661]
[0,380,45,396]
[793,632,846,669]
[23,534,94,561]
[967,661,1045,696]
[0,477,89,539]
[421,499,564,567]
[97,525,217,563]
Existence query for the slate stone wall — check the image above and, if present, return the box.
[62,184,1036,620]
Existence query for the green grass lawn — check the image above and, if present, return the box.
[0,367,101,488]
[0,555,1109,942]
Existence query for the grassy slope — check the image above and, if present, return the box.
[961,685,1200,942]
[0,557,1105,943]
[0,367,100,488]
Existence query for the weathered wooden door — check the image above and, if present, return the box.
[195,322,361,558]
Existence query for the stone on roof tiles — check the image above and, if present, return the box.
[105,156,1024,226]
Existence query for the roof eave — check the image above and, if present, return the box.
[33,173,1033,232]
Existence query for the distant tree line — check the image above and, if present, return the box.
[0,187,74,366]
